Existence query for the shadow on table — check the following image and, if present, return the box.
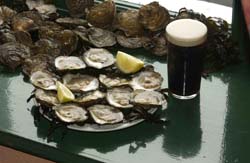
[163,96,202,158]
[31,106,168,154]
[31,96,202,158]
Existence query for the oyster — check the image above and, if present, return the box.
[88,27,116,47]
[74,90,105,106]
[14,31,33,47]
[12,16,38,32]
[35,89,59,106]
[33,39,61,57]
[107,86,133,108]
[143,33,168,56]
[66,0,94,18]
[133,90,167,106]
[63,73,99,92]
[0,31,16,44]
[0,42,30,70]
[116,10,144,37]
[53,103,88,123]
[83,48,115,69]
[116,31,149,49]
[88,104,124,124]
[22,53,54,76]
[26,0,57,16]
[139,2,170,31]
[86,0,116,28]
[56,17,88,28]
[30,71,57,90]
[131,70,163,91]
[55,56,86,71]
[99,74,130,88]
[0,6,17,24]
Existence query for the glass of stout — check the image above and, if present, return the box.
[166,19,207,100]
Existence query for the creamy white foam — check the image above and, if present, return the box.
[166,19,207,47]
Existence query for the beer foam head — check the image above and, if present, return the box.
[166,19,207,47]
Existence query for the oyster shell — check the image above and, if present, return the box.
[35,89,59,106]
[74,90,105,106]
[116,31,149,49]
[88,27,116,47]
[83,48,115,69]
[107,86,133,108]
[99,74,130,88]
[30,71,57,90]
[22,53,54,76]
[55,56,86,71]
[88,104,124,124]
[0,42,30,70]
[0,6,17,24]
[116,10,144,37]
[133,90,167,106]
[33,39,61,57]
[143,33,168,56]
[26,0,57,16]
[131,70,163,91]
[14,31,33,47]
[86,0,116,28]
[53,103,88,123]
[63,73,99,92]
[66,0,94,18]
[139,2,170,31]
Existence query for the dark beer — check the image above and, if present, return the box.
[168,43,204,97]
[166,19,207,99]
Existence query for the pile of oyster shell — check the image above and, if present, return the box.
[0,0,169,125]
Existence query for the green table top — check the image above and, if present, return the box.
[0,49,250,163]
[1,1,250,163]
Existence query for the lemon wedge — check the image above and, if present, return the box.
[56,81,75,103]
[116,51,144,74]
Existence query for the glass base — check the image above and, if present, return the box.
[171,92,199,100]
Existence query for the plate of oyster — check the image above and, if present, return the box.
[33,49,167,132]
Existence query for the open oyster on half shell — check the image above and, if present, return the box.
[87,104,124,124]
[130,70,163,91]
[99,74,130,88]
[106,86,133,108]
[35,89,59,107]
[83,48,115,69]
[74,90,106,106]
[62,73,99,92]
[30,71,57,90]
[53,103,88,123]
[133,90,167,107]
[55,56,86,71]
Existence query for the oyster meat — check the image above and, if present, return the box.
[88,27,116,47]
[74,90,105,106]
[53,103,88,123]
[88,104,124,124]
[116,10,144,37]
[107,86,133,108]
[55,56,86,71]
[0,42,30,70]
[26,0,57,16]
[139,2,170,31]
[131,70,163,91]
[99,74,130,88]
[30,71,57,90]
[86,0,116,28]
[133,90,167,106]
[83,48,115,69]
[35,89,59,106]
[63,73,99,92]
